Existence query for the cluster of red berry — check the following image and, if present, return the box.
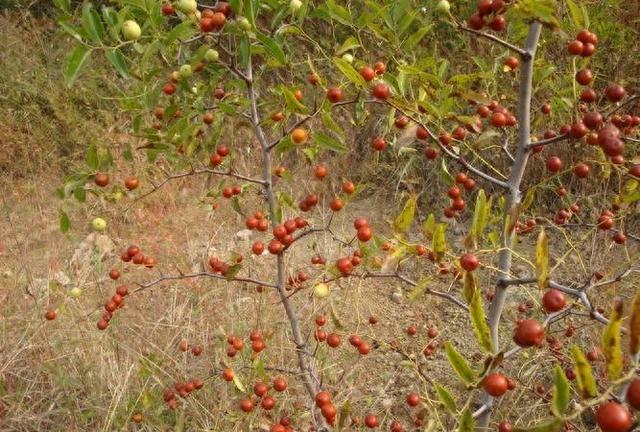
[251,216,309,257]
[97,285,128,330]
[468,0,508,31]
[209,144,229,167]
[163,377,205,410]
[120,244,155,268]
[312,315,341,348]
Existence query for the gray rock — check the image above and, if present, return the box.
[69,233,116,277]
[234,229,253,243]
[391,291,403,304]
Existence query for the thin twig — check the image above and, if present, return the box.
[459,25,529,58]
[383,100,510,189]
[526,133,570,150]
[501,129,515,162]
[126,167,264,210]
[562,223,640,242]
[132,272,277,294]
[267,98,362,150]
[604,94,640,118]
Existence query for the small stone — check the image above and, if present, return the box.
[391,291,403,304]
[234,229,253,242]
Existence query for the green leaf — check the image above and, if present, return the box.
[232,374,246,393]
[104,49,130,78]
[508,0,558,25]
[440,157,454,183]
[255,33,286,66]
[551,365,570,416]
[338,400,352,428]
[165,20,197,44]
[457,409,474,432]
[514,419,564,432]
[322,0,353,26]
[393,195,416,234]
[321,111,344,137]
[432,223,447,262]
[521,188,536,212]
[566,0,585,28]
[621,179,640,204]
[434,383,457,413]
[313,132,347,153]
[59,210,70,233]
[225,264,242,280]
[422,213,436,241]
[630,291,640,355]
[535,229,549,289]
[81,2,104,42]
[252,357,268,380]
[59,20,83,40]
[570,345,597,399]
[403,24,433,50]
[470,285,493,353]
[602,301,623,380]
[462,271,477,304]
[64,46,92,88]
[444,342,475,385]
[335,36,360,55]
[279,86,309,114]
[74,187,86,203]
[333,57,367,87]
[408,277,430,302]
[468,189,488,248]
[54,0,71,13]
[86,144,98,170]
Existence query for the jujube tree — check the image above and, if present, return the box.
[53,0,640,430]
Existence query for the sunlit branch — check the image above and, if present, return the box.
[590,268,638,290]
[459,25,528,58]
[526,133,570,150]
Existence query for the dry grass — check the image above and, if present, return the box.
[1,164,638,431]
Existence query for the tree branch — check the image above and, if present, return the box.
[478,21,543,430]
[132,271,277,294]
[245,55,329,431]
[321,270,469,312]
[501,129,515,162]
[267,98,362,150]
[561,223,640,242]
[126,167,265,210]
[459,25,529,58]
[605,94,640,118]
[526,133,571,150]
[383,100,510,189]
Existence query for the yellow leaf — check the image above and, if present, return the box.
[602,301,623,380]
[630,291,640,354]
[536,229,549,289]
